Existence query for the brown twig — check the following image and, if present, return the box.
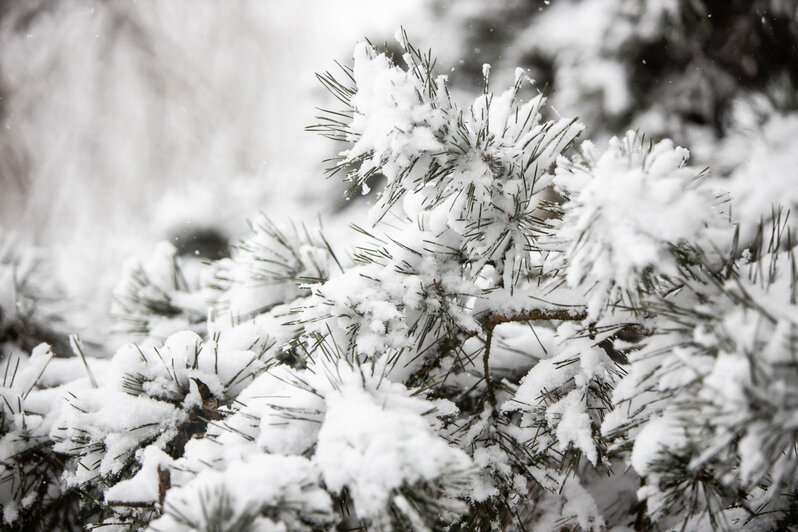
[483,327,496,409]
[479,307,588,329]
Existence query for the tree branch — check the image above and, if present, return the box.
[478,307,588,329]
[483,328,496,409]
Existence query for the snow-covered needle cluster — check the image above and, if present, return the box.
[2,30,798,531]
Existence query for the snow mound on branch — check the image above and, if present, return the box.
[502,324,617,466]
[104,445,172,505]
[302,262,425,357]
[52,387,184,486]
[555,131,714,315]
[50,326,273,488]
[150,454,335,532]
[726,113,798,236]
[545,389,598,465]
[346,42,447,184]
[313,369,473,520]
[630,412,687,476]
[108,329,267,400]
[167,353,473,526]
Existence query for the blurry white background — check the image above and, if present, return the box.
[0,0,434,321]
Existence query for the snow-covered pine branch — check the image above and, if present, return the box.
[1,29,797,532]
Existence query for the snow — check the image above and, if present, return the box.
[10,343,53,398]
[105,445,173,505]
[2,5,798,530]
[554,131,716,315]
[107,329,266,400]
[2,502,18,525]
[250,368,326,456]
[561,476,605,531]
[546,389,598,465]
[53,387,185,485]
[725,113,798,238]
[313,373,473,519]
[301,263,425,359]
[150,454,335,532]
[504,324,615,414]
[630,412,687,477]
[737,430,767,484]
[346,42,447,185]
[162,356,474,526]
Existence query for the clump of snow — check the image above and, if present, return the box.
[313,368,474,522]
[302,263,423,357]
[12,343,54,399]
[117,329,267,399]
[546,389,598,465]
[554,130,714,315]
[561,476,605,531]
[630,412,687,476]
[105,445,173,505]
[502,323,618,468]
[52,386,184,486]
[725,113,798,238]
[167,354,473,527]
[49,322,276,490]
[345,42,448,186]
[504,324,615,413]
[150,454,335,532]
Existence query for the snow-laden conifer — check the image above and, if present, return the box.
[1,30,798,532]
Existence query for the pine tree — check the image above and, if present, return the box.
[1,28,798,532]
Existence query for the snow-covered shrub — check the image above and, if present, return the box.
[2,29,798,531]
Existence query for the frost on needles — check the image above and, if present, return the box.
[1,30,798,531]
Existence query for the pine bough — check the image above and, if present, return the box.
[1,30,797,531]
